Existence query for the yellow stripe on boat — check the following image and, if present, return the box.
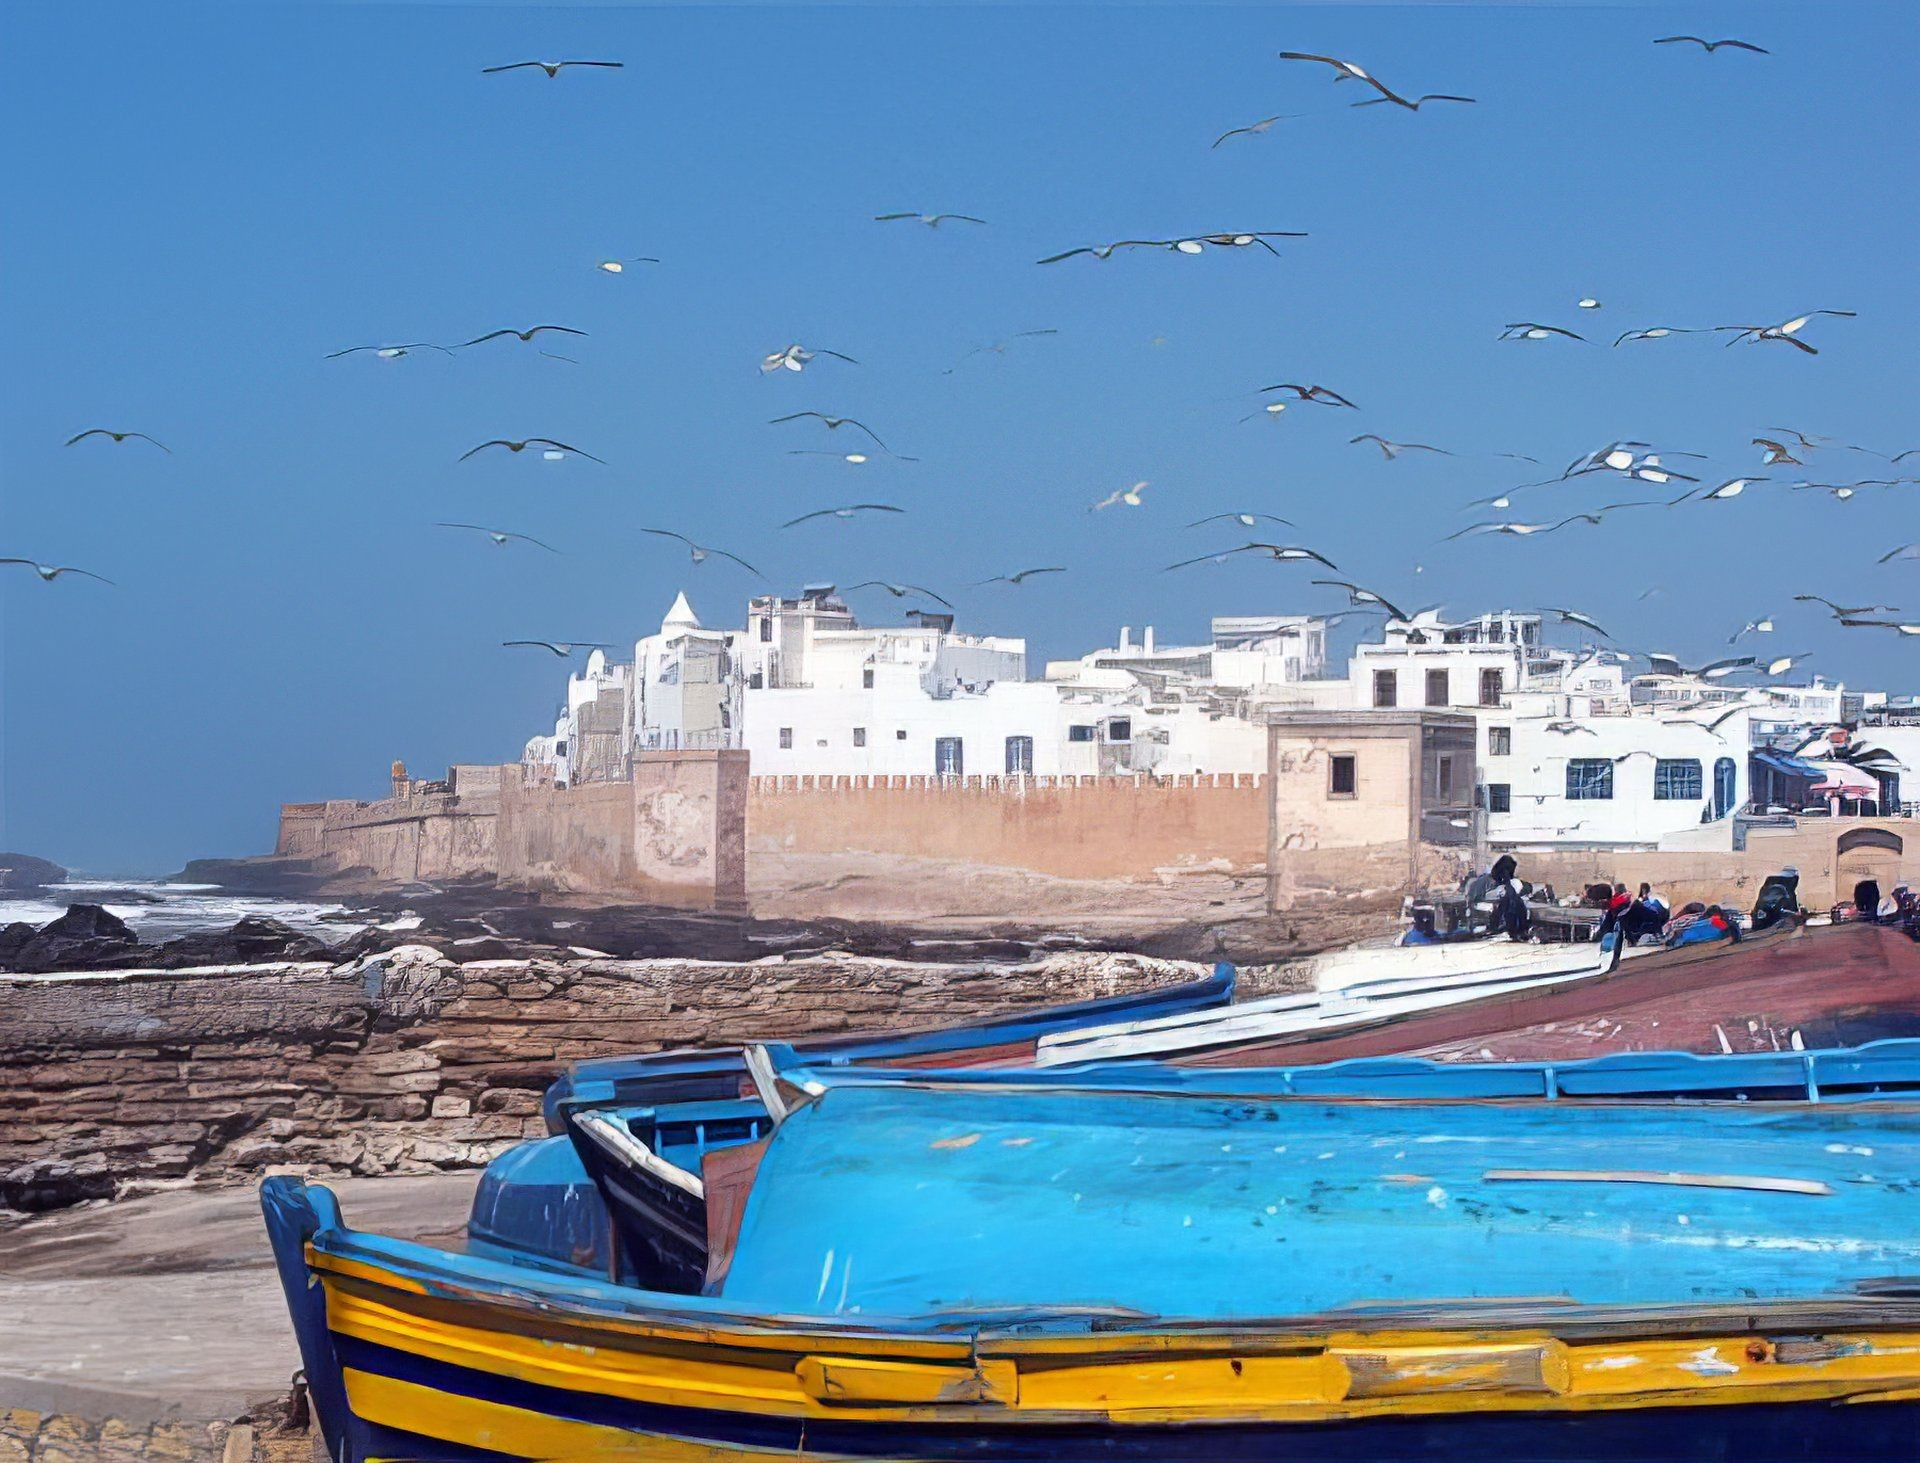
[343,1370,825,1460]
[320,1258,1920,1427]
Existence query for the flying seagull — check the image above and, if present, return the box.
[1543,607,1610,638]
[482,60,624,77]
[1186,512,1296,530]
[435,523,558,552]
[1879,544,1920,565]
[1241,402,1294,424]
[1612,325,1713,346]
[1717,310,1856,354]
[324,342,452,360]
[595,257,660,273]
[944,330,1060,372]
[1654,36,1769,54]
[1164,543,1337,571]
[1038,231,1306,264]
[761,343,858,373]
[1646,654,1755,680]
[503,640,615,657]
[1673,477,1768,504]
[639,528,764,577]
[1499,322,1585,342]
[456,325,587,349]
[1540,720,1599,736]
[1349,92,1476,111]
[0,558,114,585]
[65,428,170,453]
[1753,438,1802,466]
[1351,434,1452,459]
[1276,52,1473,110]
[1445,513,1622,540]
[972,567,1066,586]
[1796,594,1901,619]
[458,437,604,464]
[789,451,882,467]
[1313,579,1412,622]
[841,580,954,608]
[874,212,985,227]
[768,412,909,456]
[1841,619,1920,637]
[780,504,905,529]
[1090,481,1150,511]
[1577,298,1601,310]
[1261,382,1358,407]
[1729,616,1775,643]
[1211,114,1292,147]
[1764,652,1810,676]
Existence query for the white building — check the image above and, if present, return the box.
[1477,691,1749,850]
[1350,612,1622,715]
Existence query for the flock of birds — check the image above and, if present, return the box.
[18,34,1920,682]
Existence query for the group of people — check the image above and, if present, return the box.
[1408,856,1920,950]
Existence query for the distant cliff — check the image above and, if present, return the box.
[0,852,67,891]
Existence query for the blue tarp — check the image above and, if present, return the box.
[1753,748,1826,779]
[720,1083,1920,1320]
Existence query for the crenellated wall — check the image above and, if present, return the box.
[746,772,1268,880]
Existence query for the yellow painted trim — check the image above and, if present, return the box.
[344,1369,828,1460]
[310,1253,1920,1427]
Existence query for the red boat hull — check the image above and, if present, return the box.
[1186,921,1920,1066]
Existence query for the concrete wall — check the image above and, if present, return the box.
[275,791,499,884]
[747,773,1267,880]
[0,948,1202,1213]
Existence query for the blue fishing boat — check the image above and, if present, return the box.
[266,1040,1920,1460]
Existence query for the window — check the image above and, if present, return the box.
[554,740,568,757]
[758,618,772,643]
[749,671,764,690]
[1654,757,1703,800]
[1486,783,1512,814]
[896,729,907,740]
[1106,718,1132,743]
[778,727,793,750]
[1372,670,1397,709]
[1488,726,1512,757]
[1712,756,1737,819]
[1005,735,1034,775]
[1566,759,1614,801]
[1436,754,1455,801]
[1329,753,1357,798]
[852,728,866,748]
[862,668,874,689]
[934,736,964,776]
[1479,668,1504,707]
[1425,669,1449,707]
[1068,724,1097,743]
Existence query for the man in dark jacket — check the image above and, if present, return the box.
[1751,867,1801,931]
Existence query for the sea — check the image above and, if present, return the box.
[0,881,370,941]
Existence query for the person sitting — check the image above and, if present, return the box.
[1751,867,1802,931]
[1400,907,1442,946]
[1596,883,1632,943]
[1623,882,1670,944]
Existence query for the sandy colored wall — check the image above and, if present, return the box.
[1519,818,1920,910]
[496,752,747,908]
[747,773,1268,880]
[1268,732,1413,852]
[0,948,1200,1213]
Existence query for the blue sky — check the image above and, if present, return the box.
[3,1,1915,874]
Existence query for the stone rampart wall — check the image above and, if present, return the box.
[0,948,1198,1213]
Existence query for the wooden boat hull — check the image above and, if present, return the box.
[266,1179,1920,1462]
[1188,920,1920,1067]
